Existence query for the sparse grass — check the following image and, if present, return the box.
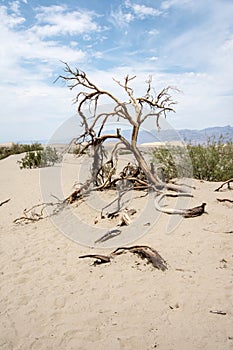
[152,137,233,182]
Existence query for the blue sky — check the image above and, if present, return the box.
[0,0,233,142]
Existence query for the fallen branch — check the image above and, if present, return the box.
[217,198,233,203]
[13,201,66,224]
[79,254,111,265]
[203,228,233,234]
[0,198,10,207]
[183,202,207,218]
[209,310,227,316]
[215,178,233,192]
[94,228,121,244]
[79,245,168,271]
[112,245,168,271]
[154,192,206,217]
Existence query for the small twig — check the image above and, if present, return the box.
[203,228,233,234]
[79,254,111,265]
[217,198,233,203]
[0,198,10,207]
[170,181,196,189]
[215,179,233,192]
[13,201,65,224]
[209,310,227,315]
[95,228,121,244]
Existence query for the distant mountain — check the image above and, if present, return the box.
[116,125,233,144]
[177,125,233,144]
[14,125,233,145]
[140,125,233,144]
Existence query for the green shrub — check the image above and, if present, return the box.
[18,146,62,169]
[187,137,233,181]
[151,137,233,182]
[151,145,192,181]
[0,142,43,160]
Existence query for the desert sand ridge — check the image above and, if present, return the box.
[0,153,232,349]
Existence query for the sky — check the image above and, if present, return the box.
[0,0,233,142]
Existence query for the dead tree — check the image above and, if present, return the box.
[57,63,187,205]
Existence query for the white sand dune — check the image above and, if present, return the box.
[0,154,233,350]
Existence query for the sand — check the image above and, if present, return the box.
[0,153,233,350]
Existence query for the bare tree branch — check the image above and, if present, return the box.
[56,63,187,206]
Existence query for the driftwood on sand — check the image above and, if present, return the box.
[0,198,10,207]
[215,178,233,192]
[112,245,168,271]
[216,198,233,204]
[182,202,207,218]
[154,193,206,218]
[79,245,168,271]
[79,254,111,265]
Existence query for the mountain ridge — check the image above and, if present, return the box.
[11,125,233,145]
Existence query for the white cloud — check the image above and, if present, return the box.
[148,29,159,36]
[125,1,161,18]
[0,5,25,27]
[0,2,105,141]
[30,5,101,38]
[0,0,232,141]
[110,1,162,28]
[9,0,21,15]
[161,0,193,10]
[110,7,134,28]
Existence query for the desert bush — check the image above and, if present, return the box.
[187,137,233,181]
[152,137,233,182]
[0,142,43,160]
[18,146,62,169]
[151,145,192,181]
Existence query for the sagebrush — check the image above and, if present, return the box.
[152,137,233,182]
[0,142,43,160]
[18,146,62,169]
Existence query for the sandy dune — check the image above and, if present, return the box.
[0,154,232,350]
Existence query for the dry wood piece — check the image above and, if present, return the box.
[14,201,65,224]
[112,245,168,271]
[215,178,233,192]
[118,210,131,226]
[79,245,168,270]
[79,254,111,265]
[155,192,207,218]
[154,192,194,215]
[209,310,227,316]
[95,228,121,244]
[0,198,10,207]
[182,202,206,218]
[217,198,233,203]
